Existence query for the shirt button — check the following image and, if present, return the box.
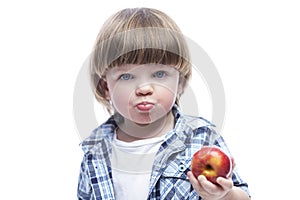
[179,163,185,172]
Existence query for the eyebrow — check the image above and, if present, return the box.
[109,64,177,74]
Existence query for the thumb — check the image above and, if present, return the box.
[216,177,233,191]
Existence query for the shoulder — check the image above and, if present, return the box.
[173,108,221,148]
[181,114,219,142]
[179,114,230,155]
[80,116,116,154]
[173,105,214,129]
[182,114,215,130]
[172,105,218,139]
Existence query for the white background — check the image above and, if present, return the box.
[1,0,299,199]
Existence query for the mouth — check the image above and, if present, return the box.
[135,102,155,112]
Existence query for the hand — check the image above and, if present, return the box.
[187,172,233,200]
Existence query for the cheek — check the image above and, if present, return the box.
[155,85,178,108]
[109,85,135,110]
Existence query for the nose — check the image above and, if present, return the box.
[136,84,153,96]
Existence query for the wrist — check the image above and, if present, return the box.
[220,188,234,200]
[219,187,250,200]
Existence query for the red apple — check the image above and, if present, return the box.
[191,146,232,184]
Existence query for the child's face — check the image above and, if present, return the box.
[105,64,183,125]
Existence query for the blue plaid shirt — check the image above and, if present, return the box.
[77,106,250,199]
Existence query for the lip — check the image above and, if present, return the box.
[135,101,155,112]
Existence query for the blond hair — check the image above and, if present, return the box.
[90,7,192,113]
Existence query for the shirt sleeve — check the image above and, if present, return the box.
[77,157,92,200]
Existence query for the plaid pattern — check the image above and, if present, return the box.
[77,106,250,199]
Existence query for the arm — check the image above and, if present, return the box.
[187,172,250,200]
[77,159,92,200]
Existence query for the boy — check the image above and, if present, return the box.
[77,7,250,199]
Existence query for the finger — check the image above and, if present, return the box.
[216,177,233,191]
[198,175,215,187]
[187,171,203,192]
[231,157,236,169]
[187,171,197,183]
[228,157,235,179]
[197,175,221,194]
[197,175,207,184]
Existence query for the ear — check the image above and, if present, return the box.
[99,79,110,100]
[177,76,184,96]
[177,82,183,96]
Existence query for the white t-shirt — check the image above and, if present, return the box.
[111,133,165,200]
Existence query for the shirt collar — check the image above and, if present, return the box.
[81,105,214,154]
[169,104,215,137]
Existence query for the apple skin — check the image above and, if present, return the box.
[191,146,232,184]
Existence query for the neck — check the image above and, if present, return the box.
[116,112,174,142]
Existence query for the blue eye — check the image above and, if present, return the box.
[120,73,133,80]
[153,71,166,78]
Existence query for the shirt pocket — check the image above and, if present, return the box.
[160,162,199,200]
